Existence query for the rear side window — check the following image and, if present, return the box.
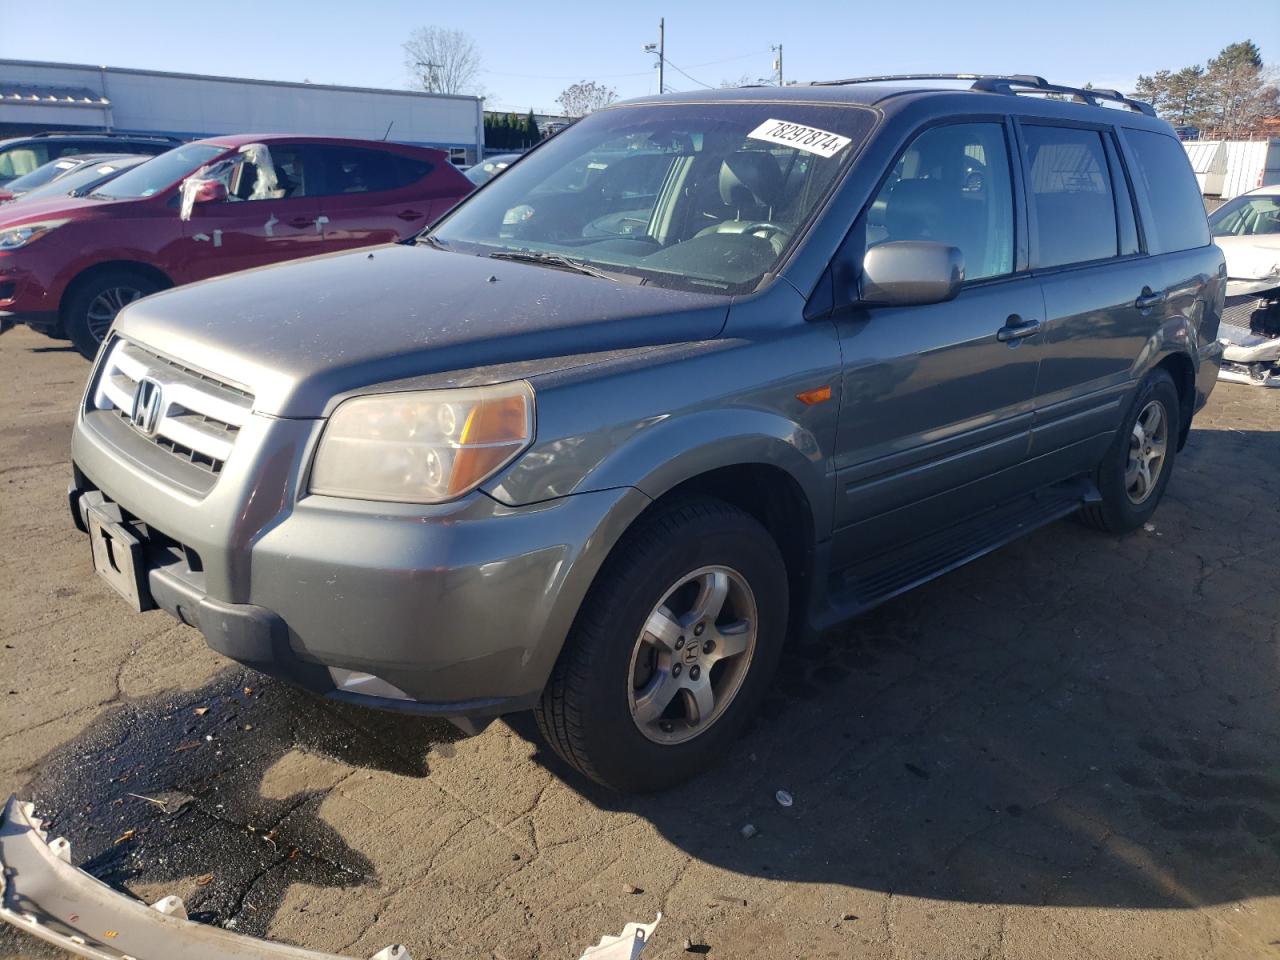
[48,143,87,160]
[1022,126,1117,268]
[308,146,429,196]
[1125,129,1210,253]
[394,154,434,185]
[0,144,48,178]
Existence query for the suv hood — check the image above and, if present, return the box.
[113,244,730,417]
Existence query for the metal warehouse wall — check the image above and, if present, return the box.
[0,60,484,158]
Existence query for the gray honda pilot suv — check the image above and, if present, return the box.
[70,75,1224,791]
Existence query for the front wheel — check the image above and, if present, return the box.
[1079,369,1181,533]
[64,270,160,360]
[536,497,788,792]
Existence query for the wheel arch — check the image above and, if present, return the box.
[1154,350,1195,450]
[640,462,818,638]
[58,260,173,322]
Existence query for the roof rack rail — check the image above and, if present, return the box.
[807,73,1157,117]
[29,130,185,142]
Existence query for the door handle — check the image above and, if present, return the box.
[1135,286,1167,309]
[996,315,1041,342]
[288,216,314,228]
[397,209,424,221]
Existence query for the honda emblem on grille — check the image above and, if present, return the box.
[130,378,163,435]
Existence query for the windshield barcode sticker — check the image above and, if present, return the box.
[748,119,852,158]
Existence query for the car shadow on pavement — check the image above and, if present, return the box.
[514,424,1280,911]
[13,668,460,943]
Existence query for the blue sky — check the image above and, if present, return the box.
[3,0,1277,114]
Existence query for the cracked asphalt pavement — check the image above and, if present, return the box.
[1,324,1278,959]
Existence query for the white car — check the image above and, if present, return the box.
[1209,185,1280,387]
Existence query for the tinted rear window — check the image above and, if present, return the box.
[307,146,431,196]
[1125,129,1210,253]
[1022,125,1118,268]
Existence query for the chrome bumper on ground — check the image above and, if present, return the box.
[0,795,411,960]
[2,794,660,960]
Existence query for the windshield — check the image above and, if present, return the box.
[432,102,877,293]
[91,143,227,200]
[4,157,84,193]
[1209,193,1280,237]
[16,158,146,203]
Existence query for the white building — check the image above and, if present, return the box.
[0,59,485,164]
[1182,137,1280,201]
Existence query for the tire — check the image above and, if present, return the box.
[1079,368,1181,533]
[64,270,160,360]
[535,496,788,792]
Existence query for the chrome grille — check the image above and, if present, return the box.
[91,339,253,475]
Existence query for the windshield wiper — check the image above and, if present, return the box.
[487,250,634,282]
[411,233,447,249]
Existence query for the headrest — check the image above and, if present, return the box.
[884,178,953,241]
[720,151,783,210]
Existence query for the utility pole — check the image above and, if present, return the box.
[415,59,441,93]
[644,18,665,95]
[772,44,783,86]
[659,18,665,94]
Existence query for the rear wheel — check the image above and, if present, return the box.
[535,497,788,792]
[1079,369,1181,533]
[65,270,160,360]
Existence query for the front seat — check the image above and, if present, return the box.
[696,151,788,253]
[883,177,985,275]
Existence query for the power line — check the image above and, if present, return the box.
[662,58,715,90]
[478,50,771,83]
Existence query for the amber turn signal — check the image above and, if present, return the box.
[795,385,832,405]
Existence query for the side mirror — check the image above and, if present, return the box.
[861,241,964,307]
[190,179,227,204]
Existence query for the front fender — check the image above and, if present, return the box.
[590,406,829,527]
[486,326,842,538]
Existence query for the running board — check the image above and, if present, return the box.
[816,477,1099,629]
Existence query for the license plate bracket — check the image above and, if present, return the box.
[85,500,154,612]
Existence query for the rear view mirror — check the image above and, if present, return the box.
[861,241,964,307]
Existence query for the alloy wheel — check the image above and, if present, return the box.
[1125,399,1169,505]
[85,285,144,343]
[627,564,758,745]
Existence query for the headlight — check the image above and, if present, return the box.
[309,382,534,503]
[0,219,69,250]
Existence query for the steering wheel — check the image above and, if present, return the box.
[738,221,787,239]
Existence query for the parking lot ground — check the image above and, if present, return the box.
[1,323,1278,960]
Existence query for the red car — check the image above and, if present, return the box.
[0,134,473,357]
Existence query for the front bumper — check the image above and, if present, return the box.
[70,404,648,719]
[0,309,63,337]
[0,795,409,960]
[2,795,662,959]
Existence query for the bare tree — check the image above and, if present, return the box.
[556,81,618,118]
[403,27,483,96]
